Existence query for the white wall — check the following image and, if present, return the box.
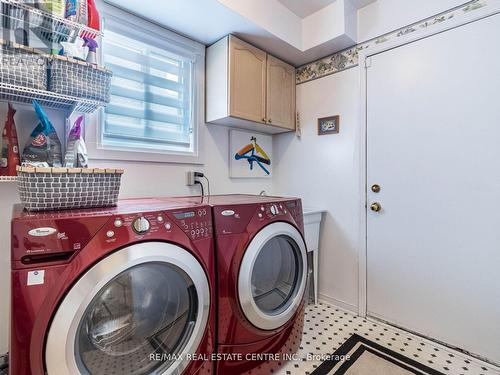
[274,0,474,312]
[0,103,272,353]
[0,0,476,354]
[92,125,273,198]
[273,68,361,311]
[358,0,467,42]
[217,0,302,48]
[302,0,351,50]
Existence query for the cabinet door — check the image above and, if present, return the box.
[228,36,267,123]
[266,55,295,130]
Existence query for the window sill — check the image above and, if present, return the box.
[86,140,204,165]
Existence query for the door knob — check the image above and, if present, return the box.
[370,202,382,212]
[371,184,381,193]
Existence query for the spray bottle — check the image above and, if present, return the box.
[83,37,98,65]
[0,104,20,177]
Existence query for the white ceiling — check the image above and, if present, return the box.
[277,0,337,18]
[104,0,258,47]
[103,0,376,66]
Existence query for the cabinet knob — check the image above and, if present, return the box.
[262,118,267,123]
[268,119,272,123]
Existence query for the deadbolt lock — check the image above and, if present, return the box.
[371,184,381,193]
[370,202,382,212]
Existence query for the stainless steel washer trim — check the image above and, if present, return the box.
[45,242,210,375]
[238,222,307,331]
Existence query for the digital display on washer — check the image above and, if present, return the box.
[173,211,195,219]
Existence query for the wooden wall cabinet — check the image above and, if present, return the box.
[266,55,296,130]
[206,35,296,134]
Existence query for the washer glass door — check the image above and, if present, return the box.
[45,242,210,375]
[76,262,196,375]
[238,222,307,331]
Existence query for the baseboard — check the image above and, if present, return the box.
[318,293,358,314]
[368,315,500,370]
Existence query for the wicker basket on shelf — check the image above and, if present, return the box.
[0,40,48,90]
[17,166,124,212]
[48,55,112,102]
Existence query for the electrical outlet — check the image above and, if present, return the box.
[186,171,196,186]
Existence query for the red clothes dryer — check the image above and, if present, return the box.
[177,195,308,374]
[10,198,216,375]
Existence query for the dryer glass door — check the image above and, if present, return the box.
[239,222,307,331]
[251,235,300,314]
[45,242,210,375]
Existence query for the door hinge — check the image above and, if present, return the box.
[364,57,372,68]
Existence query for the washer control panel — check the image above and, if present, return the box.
[258,203,287,220]
[170,208,212,241]
[107,207,212,241]
[132,217,151,235]
[109,213,164,239]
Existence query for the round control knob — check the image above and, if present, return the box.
[270,205,278,215]
[114,219,123,228]
[165,223,172,231]
[132,217,151,235]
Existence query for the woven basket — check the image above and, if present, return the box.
[0,40,48,90]
[17,166,124,212]
[49,55,112,102]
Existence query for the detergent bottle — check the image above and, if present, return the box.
[0,104,21,177]
[87,0,101,31]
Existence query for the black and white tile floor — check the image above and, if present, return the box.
[277,302,500,375]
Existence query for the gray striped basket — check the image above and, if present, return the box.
[48,55,112,102]
[0,40,48,90]
[17,166,124,211]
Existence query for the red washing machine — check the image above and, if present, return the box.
[10,198,216,375]
[175,195,308,374]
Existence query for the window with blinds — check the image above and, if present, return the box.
[100,16,199,156]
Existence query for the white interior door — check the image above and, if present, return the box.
[366,14,500,364]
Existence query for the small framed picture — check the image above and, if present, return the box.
[318,115,340,135]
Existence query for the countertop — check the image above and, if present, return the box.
[303,207,327,215]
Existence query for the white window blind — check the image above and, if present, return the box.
[101,17,197,155]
